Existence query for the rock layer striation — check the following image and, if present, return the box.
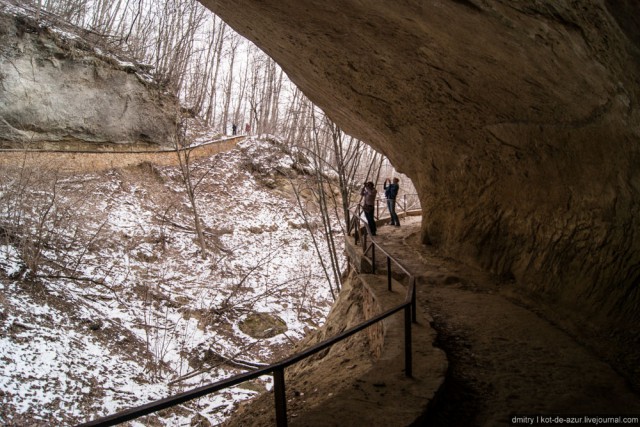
[0,10,178,147]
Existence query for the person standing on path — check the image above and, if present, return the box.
[232,123,238,135]
[384,177,400,226]
[361,181,377,236]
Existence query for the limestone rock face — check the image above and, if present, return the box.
[0,12,178,147]
[200,0,640,375]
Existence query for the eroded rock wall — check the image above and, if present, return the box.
[0,11,178,147]
[199,0,640,366]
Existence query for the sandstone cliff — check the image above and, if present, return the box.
[200,0,640,383]
[0,7,179,148]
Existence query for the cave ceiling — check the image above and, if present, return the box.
[198,0,640,358]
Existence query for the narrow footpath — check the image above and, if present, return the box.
[374,216,640,426]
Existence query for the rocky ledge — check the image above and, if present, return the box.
[0,6,179,148]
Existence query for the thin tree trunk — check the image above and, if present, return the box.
[206,19,226,127]
[233,59,249,132]
[173,128,207,259]
[290,180,337,301]
[221,34,238,131]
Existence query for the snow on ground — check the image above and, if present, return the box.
[0,136,342,426]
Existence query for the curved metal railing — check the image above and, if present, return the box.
[373,193,420,221]
[347,204,418,320]
[78,206,421,427]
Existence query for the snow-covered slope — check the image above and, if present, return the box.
[0,136,340,426]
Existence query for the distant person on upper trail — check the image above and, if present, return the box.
[232,123,238,135]
[361,181,377,236]
[384,177,400,226]
[245,123,251,134]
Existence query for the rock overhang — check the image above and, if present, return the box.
[199,0,640,386]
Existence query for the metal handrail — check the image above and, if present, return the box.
[348,204,418,322]
[78,206,419,427]
[374,193,420,220]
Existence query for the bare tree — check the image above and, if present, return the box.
[327,120,367,232]
[171,118,208,258]
[41,0,86,24]
[233,52,251,133]
[220,32,241,132]
[204,17,227,126]
[308,110,342,295]
[0,156,111,282]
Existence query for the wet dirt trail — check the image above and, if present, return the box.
[374,216,640,427]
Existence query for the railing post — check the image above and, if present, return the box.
[273,368,288,427]
[404,305,413,378]
[371,242,376,274]
[412,277,417,323]
[387,256,392,291]
[353,217,359,244]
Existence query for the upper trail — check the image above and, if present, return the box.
[373,216,640,426]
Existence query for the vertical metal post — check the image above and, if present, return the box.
[404,305,413,378]
[273,368,288,427]
[387,256,392,291]
[353,217,359,244]
[371,243,376,274]
[412,278,417,323]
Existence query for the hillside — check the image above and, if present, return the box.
[0,137,340,426]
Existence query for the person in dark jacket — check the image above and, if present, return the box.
[360,181,377,236]
[384,177,400,226]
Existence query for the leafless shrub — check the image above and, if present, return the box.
[0,157,109,282]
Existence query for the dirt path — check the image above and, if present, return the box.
[375,216,640,426]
